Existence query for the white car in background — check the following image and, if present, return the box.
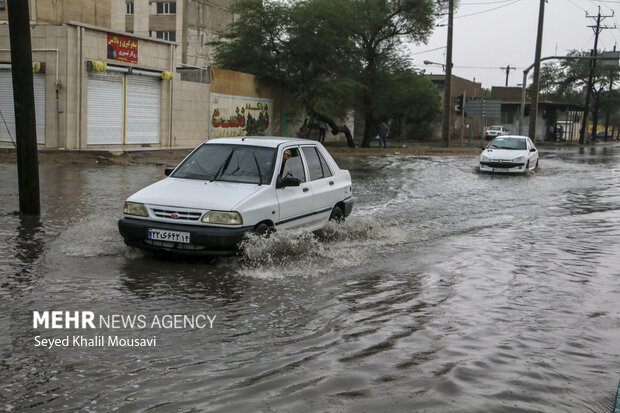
[118,137,353,256]
[479,135,539,174]
[485,125,510,140]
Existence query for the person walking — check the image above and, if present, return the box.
[378,121,389,149]
[317,121,328,143]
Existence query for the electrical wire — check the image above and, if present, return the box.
[410,46,447,55]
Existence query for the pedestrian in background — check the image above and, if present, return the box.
[318,121,328,143]
[378,121,389,149]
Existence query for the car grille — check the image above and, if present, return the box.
[480,161,524,168]
[152,208,202,221]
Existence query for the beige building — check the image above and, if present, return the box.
[0,1,298,150]
[0,0,234,66]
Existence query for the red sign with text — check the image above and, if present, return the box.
[107,33,138,63]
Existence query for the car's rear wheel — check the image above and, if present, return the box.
[329,206,344,223]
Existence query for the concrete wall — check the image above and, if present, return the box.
[171,77,210,147]
[183,0,233,67]
[210,67,283,137]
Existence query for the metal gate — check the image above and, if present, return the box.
[87,71,160,145]
[0,71,46,144]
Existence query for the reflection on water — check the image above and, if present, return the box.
[1,145,620,411]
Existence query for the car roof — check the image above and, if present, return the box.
[204,136,317,148]
[492,135,528,139]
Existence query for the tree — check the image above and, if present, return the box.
[213,0,439,148]
[373,68,440,140]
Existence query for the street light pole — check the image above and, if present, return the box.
[441,0,454,148]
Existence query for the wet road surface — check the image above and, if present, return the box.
[1,144,619,412]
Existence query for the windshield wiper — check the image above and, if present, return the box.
[253,153,263,185]
[211,150,235,181]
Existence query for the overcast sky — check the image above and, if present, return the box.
[408,0,620,89]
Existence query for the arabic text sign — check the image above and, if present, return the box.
[210,94,274,138]
[107,33,138,64]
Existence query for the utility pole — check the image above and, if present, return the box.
[579,7,614,144]
[604,44,616,140]
[500,65,516,87]
[7,0,40,215]
[441,0,454,148]
[527,0,546,142]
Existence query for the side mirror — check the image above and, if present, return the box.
[278,175,301,188]
[530,148,537,152]
[164,167,175,176]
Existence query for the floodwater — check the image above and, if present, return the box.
[1,145,619,412]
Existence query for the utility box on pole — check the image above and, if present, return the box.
[7,0,41,215]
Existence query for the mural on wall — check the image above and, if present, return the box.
[107,33,138,63]
[210,94,273,138]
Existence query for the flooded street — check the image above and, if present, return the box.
[1,145,620,412]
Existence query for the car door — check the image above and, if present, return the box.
[275,146,316,230]
[527,138,538,166]
[301,145,336,225]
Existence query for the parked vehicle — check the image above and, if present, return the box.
[485,125,510,140]
[479,135,538,174]
[118,137,354,256]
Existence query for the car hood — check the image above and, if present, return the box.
[127,178,264,210]
[481,149,528,160]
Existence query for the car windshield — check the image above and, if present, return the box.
[172,144,276,184]
[488,137,526,150]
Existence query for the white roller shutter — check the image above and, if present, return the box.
[0,71,46,145]
[87,71,124,145]
[125,75,160,144]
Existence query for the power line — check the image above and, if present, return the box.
[454,0,522,19]
[409,46,447,55]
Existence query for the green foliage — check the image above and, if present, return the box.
[373,69,440,139]
[213,0,439,146]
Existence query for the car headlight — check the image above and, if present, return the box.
[124,202,148,217]
[202,211,243,225]
[512,156,525,163]
[481,155,490,162]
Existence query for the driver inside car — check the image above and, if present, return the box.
[280,148,306,182]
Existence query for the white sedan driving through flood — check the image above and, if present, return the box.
[118,137,353,256]
[480,135,539,174]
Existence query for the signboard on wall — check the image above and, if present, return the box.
[107,33,138,64]
[210,93,274,138]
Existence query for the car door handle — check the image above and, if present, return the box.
[303,187,310,192]
[329,181,334,185]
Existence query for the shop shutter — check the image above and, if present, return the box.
[87,71,124,145]
[0,71,46,145]
[125,75,160,144]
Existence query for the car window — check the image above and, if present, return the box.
[317,150,333,178]
[488,137,526,150]
[280,147,306,183]
[301,146,332,180]
[172,144,276,184]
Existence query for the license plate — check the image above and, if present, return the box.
[147,229,190,244]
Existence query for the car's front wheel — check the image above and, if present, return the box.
[329,206,344,223]
[254,222,274,237]
[525,160,530,172]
